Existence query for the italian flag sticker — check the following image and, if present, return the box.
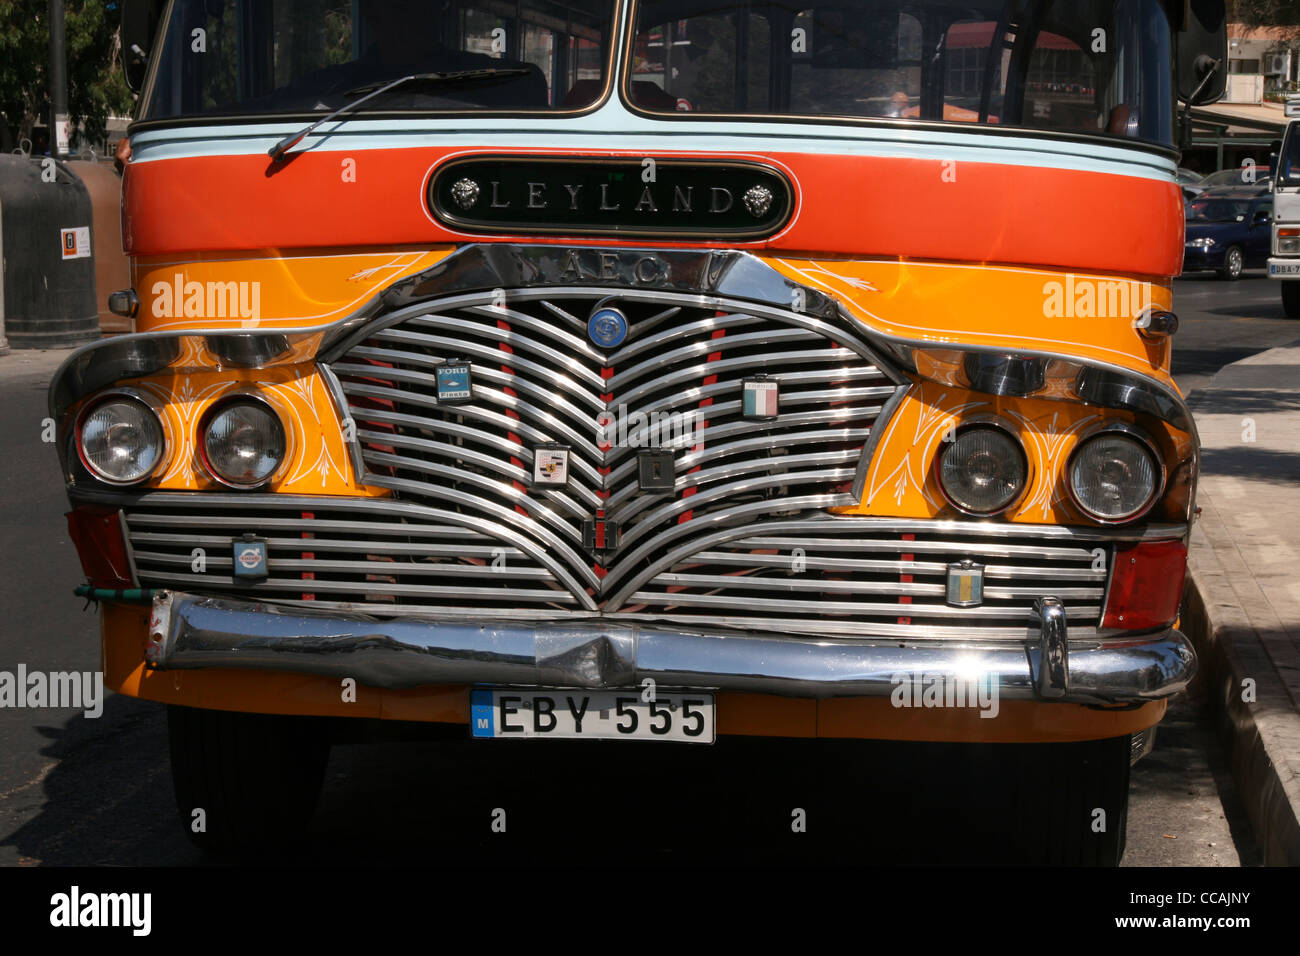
[742,378,779,419]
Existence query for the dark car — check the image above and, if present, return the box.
[1183,188,1274,279]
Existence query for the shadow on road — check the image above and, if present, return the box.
[0,694,200,866]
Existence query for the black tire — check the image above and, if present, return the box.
[1283,282,1300,318]
[167,705,330,858]
[1008,735,1131,866]
[1218,246,1244,280]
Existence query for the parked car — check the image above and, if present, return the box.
[1183,188,1274,279]
[1199,166,1273,193]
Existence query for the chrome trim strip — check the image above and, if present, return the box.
[622,589,1100,620]
[361,430,605,511]
[145,590,1197,705]
[131,532,521,559]
[607,445,862,516]
[344,340,606,412]
[137,573,578,602]
[362,449,596,526]
[638,573,1104,601]
[352,410,603,486]
[132,550,557,580]
[342,380,607,462]
[316,362,366,485]
[683,551,1107,581]
[614,469,857,550]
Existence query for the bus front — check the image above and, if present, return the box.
[53,0,1223,862]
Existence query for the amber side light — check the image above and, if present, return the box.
[66,506,134,588]
[1102,540,1187,630]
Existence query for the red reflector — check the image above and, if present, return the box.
[66,506,134,589]
[1102,539,1187,630]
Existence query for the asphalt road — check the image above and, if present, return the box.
[0,272,1291,866]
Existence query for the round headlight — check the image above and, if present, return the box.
[1068,432,1161,523]
[937,425,1028,515]
[201,399,286,488]
[78,396,166,485]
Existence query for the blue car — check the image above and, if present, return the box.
[1183,187,1274,280]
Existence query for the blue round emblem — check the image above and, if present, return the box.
[587,307,629,349]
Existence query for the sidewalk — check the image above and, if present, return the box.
[1183,342,1300,866]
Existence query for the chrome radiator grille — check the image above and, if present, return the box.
[325,288,896,605]
[123,495,579,613]
[615,517,1112,641]
[102,286,1145,641]
[117,498,1122,641]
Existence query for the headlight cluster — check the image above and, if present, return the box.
[76,393,287,490]
[200,399,287,488]
[77,396,166,485]
[1067,430,1162,523]
[1187,237,1216,250]
[1276,227,1300,255]
[937,426,1027,515]
[937,422,1163,524]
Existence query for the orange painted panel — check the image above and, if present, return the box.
[769,258,1176,382]
[123,148,1183,276]
[816,696,1166,742]
[132,247,454,333]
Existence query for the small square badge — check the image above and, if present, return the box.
[742,377,779,419]
[533,444,570,487]
[638,449,676,493]
[436,361,472,404]
[232,535,268,581]
[946,560,984,607]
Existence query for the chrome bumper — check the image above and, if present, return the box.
[144,591,1194,705]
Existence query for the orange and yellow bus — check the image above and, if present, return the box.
[53,0,1226,863]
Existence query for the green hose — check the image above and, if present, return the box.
[74,585,155,603]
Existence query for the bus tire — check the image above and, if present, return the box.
[1283,281,1300,318]
[167,705,330,858]
[1009,735,1131,866]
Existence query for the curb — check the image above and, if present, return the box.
[1183,494,1300,866]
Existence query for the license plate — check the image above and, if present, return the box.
[1270,263,1300,275]
[470,688,715,743]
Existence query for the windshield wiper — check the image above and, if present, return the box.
[267,69,531,161]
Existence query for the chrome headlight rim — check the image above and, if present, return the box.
[198,393,289,491]
[1066,424,1166,525]
[934,420,1031,518]
[74,389,168,487]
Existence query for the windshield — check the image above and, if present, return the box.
[627,0,1175,145]
[1203,168,1272,188]
[143,0,616,119]
[1186,199,1253,223]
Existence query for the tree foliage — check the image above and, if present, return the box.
[0,0,133,150]
[1229,1,1300,27]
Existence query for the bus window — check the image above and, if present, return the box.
[143,0,616,121]
[628,0,1174,147]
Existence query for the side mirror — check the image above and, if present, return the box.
[1177,0,1227,106]
[121,0,167,94]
